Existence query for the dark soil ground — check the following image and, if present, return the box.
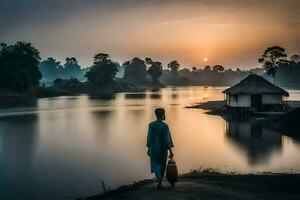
[83,173,300,200]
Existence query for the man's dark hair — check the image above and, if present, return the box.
[155,108,165,119]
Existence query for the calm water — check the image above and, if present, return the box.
[1,86,300,200]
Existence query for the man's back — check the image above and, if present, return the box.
[146,108,174,187]
[147,120,173,156]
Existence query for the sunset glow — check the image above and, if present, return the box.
[1,1,300,199]
[1,0,299,68]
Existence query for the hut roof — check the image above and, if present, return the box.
[223,74,289,96]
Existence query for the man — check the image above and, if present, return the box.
[146,108,174,189]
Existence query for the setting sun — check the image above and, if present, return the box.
[1,0,300,199]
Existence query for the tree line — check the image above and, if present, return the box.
[39,57,88,83]
[1,42,300,96]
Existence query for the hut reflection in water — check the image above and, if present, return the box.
[225,117,282,165]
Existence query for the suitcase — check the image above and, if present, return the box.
[166,157,178,187]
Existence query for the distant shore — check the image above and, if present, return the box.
[82,171,300,200]
[0,80,158,107]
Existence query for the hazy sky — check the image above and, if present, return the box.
[0,0,299,68]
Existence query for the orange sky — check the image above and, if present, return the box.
[1,0,299,68]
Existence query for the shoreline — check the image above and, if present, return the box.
[81,171,300,200]
[185,100,227,111]
[186,100,300,110]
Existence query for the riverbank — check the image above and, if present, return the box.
[186,100,300,110]
[0,90,37,108]
[186,100,226,111]
[186,100,300,115]
[83,171,300,200]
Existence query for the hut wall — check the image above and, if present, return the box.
[229,94,251,107]
[262,94,283,104]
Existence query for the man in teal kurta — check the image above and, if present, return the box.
[147,108,174,189]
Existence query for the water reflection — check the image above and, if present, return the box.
[225,117,282,165]
[124,93,146,99]
[0,87,299,200]
[149,93,161,99]
[89,93,115,100]
[91,110,115,142]
[0,114,38,199]
[171,94,178,99]
[0,114,38,164]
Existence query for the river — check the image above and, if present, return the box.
[1,86,300,200]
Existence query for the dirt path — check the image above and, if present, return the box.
[84,174,300,200]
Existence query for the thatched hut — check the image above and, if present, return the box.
[223,74,289,112]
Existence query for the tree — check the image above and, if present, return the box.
[204,65,211,71]
[124,57,147,84]
[63,57,82,78]
[290,55,300,64]
[85,53,118,86]
[167,60,180,75]
[192,67,198,73]
[145,57,154,65]
[39,57,62,82]
[213,65,225,73]
[258,46,288,84]
[0,42,42,92]
[146,58,163,85]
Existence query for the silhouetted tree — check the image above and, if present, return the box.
[122,61,130,67]
[180,68,191,74]
[291,55,300,64]
[63,57,82,78]
[39,57,86,83]
[124,57,147,84]
[0,42,42,92]
[213,65,225,73]
[192,67,198,73]
[259,46,288,84]
[145,57,154,65]
[146,58,163,85]
[204,65,211,71]
[167,60,180,76]
[85,53,118,86]
[39,57,62,82]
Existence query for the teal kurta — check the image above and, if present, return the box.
[146,120,174,181]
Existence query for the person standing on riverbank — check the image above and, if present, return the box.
[147,108,174,189]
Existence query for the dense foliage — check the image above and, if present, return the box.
[0,42,42,92]
[167,60,180,76]
[85,53,118,86]
[1,42,300,98]
[123,57,147,84]
[146,58,163,85]
[39,57,86,83]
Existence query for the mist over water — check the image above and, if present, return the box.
[1,86,300,200]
